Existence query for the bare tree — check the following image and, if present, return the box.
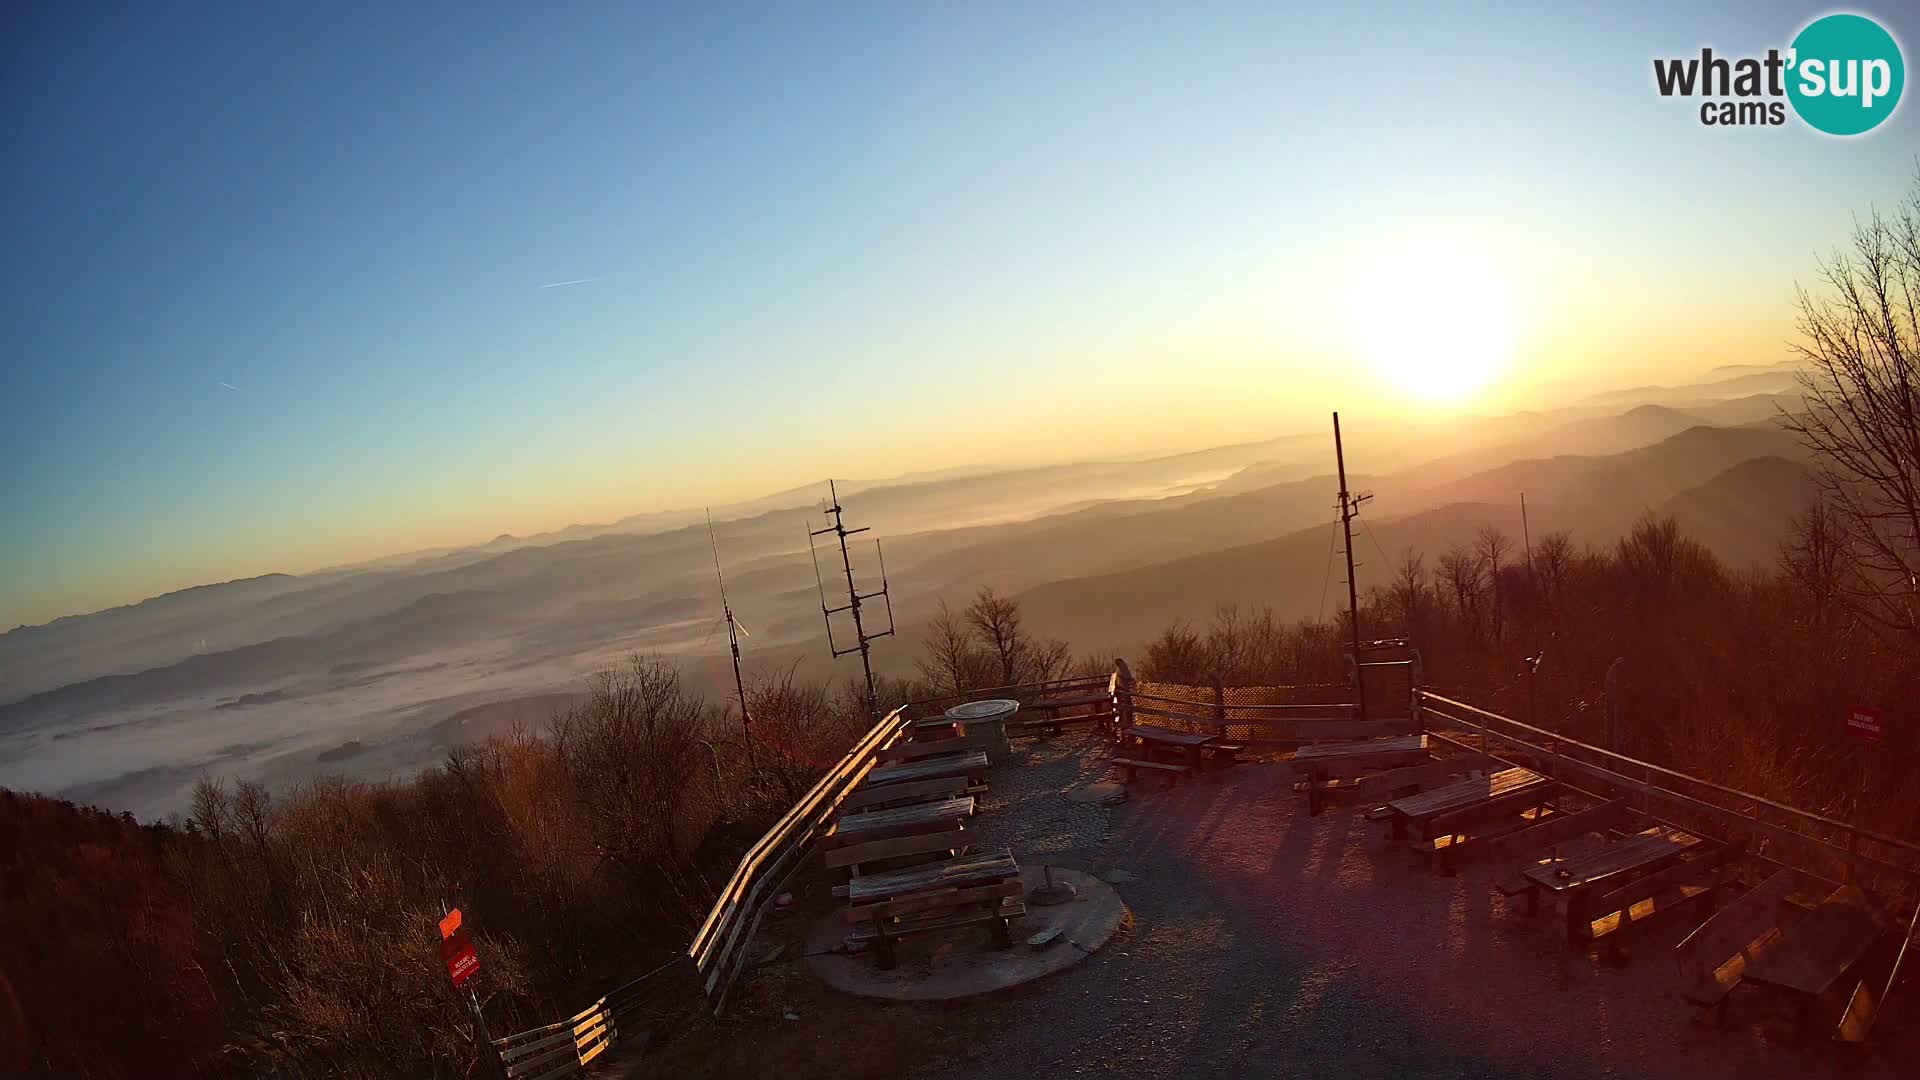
[1781,172,1920,637]
[1438,543,1483,640]
[962,586,1069,686]
[916,599,993,695]
[1779,500,1849,638]
[1392,548,1429,639]
[1476,525,1513,644]
[1534,530,1575,610]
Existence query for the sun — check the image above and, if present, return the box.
[1344,233,1517,401]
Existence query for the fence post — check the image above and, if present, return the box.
[1211,674,1226,740]
[1410,688,1423,733]
[1113,658,1135,742]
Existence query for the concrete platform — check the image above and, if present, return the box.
[804,866,1125,1002]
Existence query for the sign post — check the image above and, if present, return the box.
[1846,705,1883,743]
[441,903,502,1079]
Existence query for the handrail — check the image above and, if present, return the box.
[903,674,1109,709]
[1127,691,1357,714]
[1418,691,1920,859]
[490,956,682,1078]
[687,703,912,1008]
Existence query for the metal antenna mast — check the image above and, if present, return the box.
[707,510,751,733]
[1333,412,1373,725]
[808,479,895,719]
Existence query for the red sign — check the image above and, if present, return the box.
[1847,705,1883,743]
[439,908,463,940]
[441,927,480,988]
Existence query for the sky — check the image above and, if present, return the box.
[2,1,1916,628]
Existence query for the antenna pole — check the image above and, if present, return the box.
[808,480,895,719]
[1334,412,1369,725]
[708,510,750,733]
[1520,492,1534,579]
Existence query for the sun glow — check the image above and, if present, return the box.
[1345,231,1517,401]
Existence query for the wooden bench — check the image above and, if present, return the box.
[1419,803,1557,875]
[875,733,1000,765]
[823,796,973,850]
[1580,843,1736,965]
[840,775,984,812]
[1388,767,1558,853]
[1835,900,1919,1045]
[1110,757,1189,786]
[842,855,1027,969]
[863,750,990,789]
[825,828,969,873]
[846,892,1027,968]
[1206,742,1245,766]
[835,849,1017,900]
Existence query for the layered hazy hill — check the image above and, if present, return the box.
[0,362,1816,817]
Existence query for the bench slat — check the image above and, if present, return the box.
[849,878,1025,924]
[825,827,966,870]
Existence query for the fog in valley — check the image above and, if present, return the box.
[0,363,1811,818]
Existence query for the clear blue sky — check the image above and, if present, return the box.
[2,1,1915,627]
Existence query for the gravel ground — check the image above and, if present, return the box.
[886,731,1920,1080]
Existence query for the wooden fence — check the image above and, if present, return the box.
[1122,676,1386,744]
[1416,690,1920,894]
[902,671,1116,732]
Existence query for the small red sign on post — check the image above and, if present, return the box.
[441,928,480,988]
[1847,705,1883,743]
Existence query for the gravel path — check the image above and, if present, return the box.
[893,732,1917,1080]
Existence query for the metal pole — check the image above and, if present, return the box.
[1334,412,1368,725]
[442,900,503,1080]
[708,511,751,732]
[830,481,880,719]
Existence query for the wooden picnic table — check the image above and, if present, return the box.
[1122,724,1218,769]
[1388,767,1552,842]
[863,751,989,788]
[827,796,974,847]
[1292,733,1430,774]
[1743,884,1886,1003]
[1522,825,1702,941]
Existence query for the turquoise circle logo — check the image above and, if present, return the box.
[1787,13,1904,135]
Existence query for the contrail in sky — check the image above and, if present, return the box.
[218,381,239,391]
[539,277,599,289]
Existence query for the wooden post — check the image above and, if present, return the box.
[1211,675,1226,740]
[1113,658,1135,743]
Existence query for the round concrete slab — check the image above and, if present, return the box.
[805,867,1125,1002]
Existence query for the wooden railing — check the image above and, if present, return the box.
[1416,690,1920,892]
[903,671,1117,730]
[687,702,914,1011]
[1121,682,1378,743]
[492,963,672,1080]
[685,670,1117,1014]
